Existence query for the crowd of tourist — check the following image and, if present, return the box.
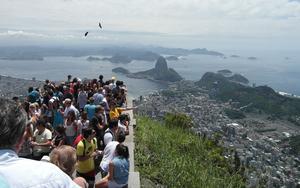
[0,75,134,188]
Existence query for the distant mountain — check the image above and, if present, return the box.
[0,56,44,61]
[231,55,240,58]
[217,69,232,76]
[102,54,132,63]
[99,47,160,62]
[0,45,224,62]
[148,46,224,57]
[128,56,183,82]
[228,74,249,84]
[165,56,179,61]
[248,57,257,60]
[86,56,101,61]
[112,67,130,74]
[196,72,300,117]
[190,48,224,56]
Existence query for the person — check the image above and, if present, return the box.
[95,144,129,188]
[98,75,104,86]
[64,110,78,146]
[0,98,79,187]
[84,97,96,121]
[18,122,34,158]
[103,119,119,147]
[99,131,126,177]
[78,111,90,135]
[52,98,64,128]
[50,145,88,188]
[51,126,66,148]
[109,101,135,120]
[64,98,79,119]
[76,127,100,188]
[90,106,106,149]
[27,86,40,103]
[31,119,52,160]
[93,88,104,105]
[118,114,129,135]
[77,86,88,111]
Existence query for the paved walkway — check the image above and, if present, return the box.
[125,100,140,188]
[95,100,140,187]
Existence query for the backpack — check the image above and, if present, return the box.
[74,135,96,157]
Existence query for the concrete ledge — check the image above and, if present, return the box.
[124,100,140,188]
[128,172,141,188]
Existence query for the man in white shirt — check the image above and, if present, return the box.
[0,98,79,188]
[100,131,126,177]
[103,119,119,147]
[64,98,79,119]
[31,119,52,160]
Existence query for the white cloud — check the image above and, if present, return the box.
[0,30,48,38]
[0,0,299,41]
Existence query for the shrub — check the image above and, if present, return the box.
[164,112,193,129]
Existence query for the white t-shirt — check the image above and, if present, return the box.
[33,128,52,154]
[100,141,119,172]
[64,121,77,137]
[64,105,79,119]
[103,129,114,146]
[77,119,89,135]
[118,121,127,133]
[0,150,79,188]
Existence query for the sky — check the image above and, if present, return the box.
[0,0,300,50]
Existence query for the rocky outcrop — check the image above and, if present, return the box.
[228,74,249,84]
[129,56,183,82]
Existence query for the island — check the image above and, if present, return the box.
[86,56,101,61]
[112,56,183,82]
[112,67,130,74]
[248,57,257,60]
[165,56,179,61]
[102,54,132,64]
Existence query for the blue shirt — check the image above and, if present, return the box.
[84,104,96,121]
[112,156,129,185]
[53,110,64,128]
[28,90,39,103]
[0,149,79,188]
[93,93,104,105]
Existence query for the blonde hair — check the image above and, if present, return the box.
[49,145,77,177]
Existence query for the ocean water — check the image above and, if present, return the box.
[0,50,299,98]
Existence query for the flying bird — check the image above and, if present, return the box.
[84,32,89,37]
[99,22,102,29]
